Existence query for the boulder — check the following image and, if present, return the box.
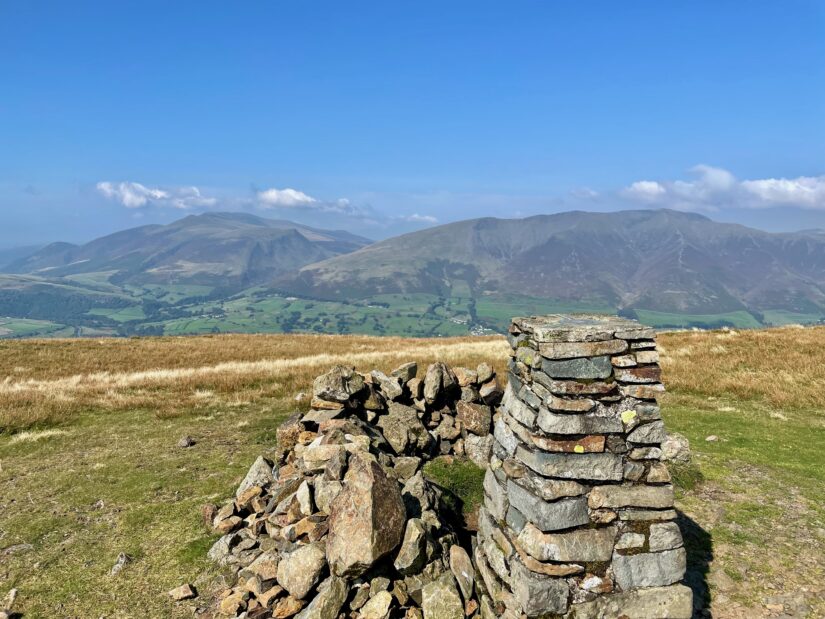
[313,366,365,403]
[326,455,406,577]
[276,541,327,600]
[377,402,432,455]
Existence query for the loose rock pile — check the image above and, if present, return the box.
[475,316,692,618]
[207,360,502,618]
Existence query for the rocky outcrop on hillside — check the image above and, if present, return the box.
[207,360,502,618]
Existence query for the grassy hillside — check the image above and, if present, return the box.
[0,328,823,617]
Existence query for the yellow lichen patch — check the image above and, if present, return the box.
[573,445,585,454]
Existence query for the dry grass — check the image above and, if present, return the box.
[0,334,510,431]
[659,326,825,411]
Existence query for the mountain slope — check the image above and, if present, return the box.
[278,209,825,315]
[5,212,372,287]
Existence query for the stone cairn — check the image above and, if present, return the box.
[207,360,503,619]
[476,316,692,618]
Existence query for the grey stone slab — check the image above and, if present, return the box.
[541,356,613,380]
[612,547,687,590]
[507,479,589,531]
[516,446,623,481]
[536,408,623,435]
[563,584,692,619]
[483,468,509,521]
[509,556,570,617]
[648,522,684,552]
[517,523,616,562]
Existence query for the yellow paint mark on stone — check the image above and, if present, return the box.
[574,445,585,454]
[621,410,637,424]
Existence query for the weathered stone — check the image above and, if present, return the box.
[453,366,478,387]
[276,542,326,600]
[483,468,509,521]
[295,576,347,619]
[394,519,428,575]
[421,574,464,619]
[313,478,343,514]
[635,350,660,364]
[513,538,584,576]
[507,480,589,532]
[536,377,617,396]
[391,361,418,382]
[538,339,627,360]
[371,369,403,400]
[615,532,645,550]
[464,433,494,468]
[272,596,306,618]
[619,383,665,400]
[518,384,543,409]
[541,356,612,380]
[661,432,691,463]
[646,461,672,483]
[563,584,692,619]
[512,315,637,343]
[326,456,406,577]
[512,467,587,501]
[614,366,662,384]
[610,354,637,368]
[629,446,663,460]
[476,363,494,384]
[478,379,502,404]
[589,508,617,524]
[517,523,616,562]
[394,456,422,481]
[449,545,474,602]
[493,417,520,456]
[247,550,280,581]
[236,456,274,498]
[515,344,542,368]
[309,397,345,412]
[219,591,248,615]
[612,547,687,590]
[460,385,479,402]
[424,362,452,403]
[361,590,393,619]
[296,480,314,516]
[529,434,605,453]
[407,377,424,399]
[402,471,439,517]
[619,508,678,521]
[588,484,674,509]
[516,446,623,481]
[537,408,623,435]
[377,402,432,455]
[501,384,537,427]
[623,460,645,481]
[627,420,667,445]
[313,366,365,403]
[456,400,492,436]
[545,394,596,412]
[168,583,197,600]
[510,557,569,617]
[649,522,683,552]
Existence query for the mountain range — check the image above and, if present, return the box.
[2,209,824,338]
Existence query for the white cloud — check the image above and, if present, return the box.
[622,166,825,210]
[96,181,216,209]
[256,187,318,208]
[403,213,438,223]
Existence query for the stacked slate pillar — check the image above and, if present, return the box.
[475,315,692,619]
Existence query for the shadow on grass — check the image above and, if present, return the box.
[678,510,713,618]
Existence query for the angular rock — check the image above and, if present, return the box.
[449,545,474,602]
[273,596,306,618]
[536,377,617,396]
[168,583,197,601]
[648,522,683,552]
[247,551,280,581]
[661,432,691,463]
[456,401,492,436]
[627,421,667,445]
[421,574,464,619]
[372,370,404,400]
[464,433,493,468]
[545,394,596,412]
[588,484,674,509]
[614,366,662,384]
[361,590,393,619]
[313,365,365,403]
[295,576,347,619]
[394,519,428,575]
[635,350,660,364]
[276,541,327,600]
[517,523,616,562]
[394,456,422,481]
[314,478,343,514]
[507,480,590,532]
[510,557,569,617]
[478,379,502,404]
[516,446,623,481]
[615,532,645,550]
[378,401,432,455]
[326,455,406,577]
[541,356,612,380]
[563,584,692,619]
[619,383,665,400]
[537,408,623,435]
[236,456,274,498]
[646,461,672,483]
[538,339,627,360]
[483,469,509,521]
[529,434,605,454]
[391,361,418,382]
[493,417,520,457]
[500,384,537,427]
[476,363,494,384]
[612,547,687,590]
[453,366,478,387]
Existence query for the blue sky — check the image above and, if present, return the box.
[1,1,824,246]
